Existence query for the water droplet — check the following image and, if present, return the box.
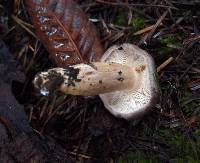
[39,16,50,23]
[8,105,13,110]
[46,27,58,36]
[56,53,70,61]
[89,18,99,23]
[40,25,47,31]
[36,6,47,14]
[40,87,49,96]
[53,41,64,48]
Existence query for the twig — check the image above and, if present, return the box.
[69,152,91,159]
[95,0,178,10]
[134,24,162,35]
[28,106,34,122]
[183,35,200,46]
[146,11,168,41]
[179,57,200,80]
[25,40,41,73]
[11,15,37,38]
[157,57,174,73]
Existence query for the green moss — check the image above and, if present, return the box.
[159,36,177,45]
[159,36,182,48]
[158,36,182,55]
[114,10,128,26]
[131,16,145,31]
[114,13,146,31]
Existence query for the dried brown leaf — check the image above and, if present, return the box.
[25,0,103,66]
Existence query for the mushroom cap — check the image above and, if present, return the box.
[99,43,159,120]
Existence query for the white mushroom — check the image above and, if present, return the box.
[33,43,159,120]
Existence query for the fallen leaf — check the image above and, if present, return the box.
[25,0,104,67]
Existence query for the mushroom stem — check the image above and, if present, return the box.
[34,62,143,96]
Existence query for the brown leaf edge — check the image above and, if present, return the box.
[25,0,104,67]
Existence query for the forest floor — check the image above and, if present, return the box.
[0,0,200,162]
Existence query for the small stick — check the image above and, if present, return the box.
[95,0,178,9]
[28,106,33,122]
[134,25,159,36]
[146,11,168,41]
[12,15,37,38]
[157,57,174,73]
[69,152,91,159]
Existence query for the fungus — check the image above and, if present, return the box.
[33,44,159,120]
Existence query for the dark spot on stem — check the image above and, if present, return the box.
[85,71,94,75]
[117,77,124,82]
[118,71,122,75]
[99,80,102,84]
[40,70,64,94]
[75,79,82,82]
[118,46,123,50]
[63,66,81,87]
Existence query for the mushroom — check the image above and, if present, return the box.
[33,44,159,120]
